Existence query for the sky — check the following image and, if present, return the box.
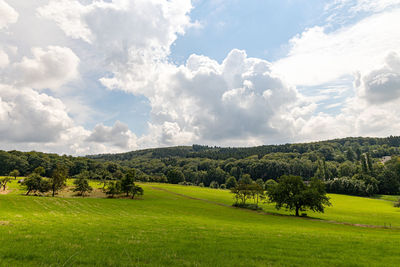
[0,0,400,155]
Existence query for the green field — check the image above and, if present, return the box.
[1,181,400,266]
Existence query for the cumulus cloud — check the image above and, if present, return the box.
[274,8,400,86]
[0,49,8,67]
[14,46,79,90]
[86,121,138,150]
[104,49,311,146]
[0,0,18,30]
[0,84,74,142]
[356,52,400,104]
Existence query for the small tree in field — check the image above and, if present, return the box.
[9,169,20,180]
[0,177,12,191]
[106,180,122,198]
[130,185,144,199]
[73,177,93,197]
[121,169,136,197]
[50,165,68,197]
[267,175,331,216]
[22,173,51,195]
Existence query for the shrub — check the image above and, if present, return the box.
[232,203,262,211]
[209,181,219,189]
[395,199,400,208]
[220,184,226,189]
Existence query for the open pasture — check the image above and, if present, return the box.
[0,182,399,266]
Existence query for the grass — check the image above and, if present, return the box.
[153,183,400,227]
[0,181,399,266]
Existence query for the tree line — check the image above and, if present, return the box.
[1,136,400,198]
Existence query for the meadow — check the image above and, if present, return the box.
[0,180,399,266]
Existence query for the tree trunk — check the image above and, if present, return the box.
[295,206,300,216]
[26,189,31,195]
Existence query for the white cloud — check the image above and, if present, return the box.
[87,121,138,150]
[104,49,311,146]
[14,46,79,90]
[0,84,74,142]
[356,52,400,104]
[0,49,8,67]
[0,0,18,30]
[274,8,400,86]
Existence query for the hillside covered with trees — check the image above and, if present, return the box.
[1,136,400,196]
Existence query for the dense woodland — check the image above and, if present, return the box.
[1,136,400,196]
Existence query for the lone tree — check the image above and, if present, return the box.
[267,175,331,216]
[9,169,20,180]
[50,165,68,197]
[0,177,12,191]
[121,169,136,196]
[73,177,93,197]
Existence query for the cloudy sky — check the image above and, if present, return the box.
[0,0,400,155]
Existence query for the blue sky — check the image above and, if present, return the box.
[0,0,400,154]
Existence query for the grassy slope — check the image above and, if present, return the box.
[0,181,399,266]
[154,183,400,227]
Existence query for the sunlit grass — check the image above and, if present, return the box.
[0,182,399,266]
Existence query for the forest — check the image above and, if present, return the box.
[1,136,400,197]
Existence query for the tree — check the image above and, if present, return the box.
[166,168,185,184]
[225,176,237,189]
[130,184,144,199]
[105,180,122,198]
[0,177,11,191]
[50,165,68,197]
[22,173,51,195]
[33,166,46,176]
[239,174,253,185]
[267,175,331,216]
[264,179,277,192]
[73,177,93,197]
[121,169,136,196]
[209,181,219,188]
[9,169,20,180]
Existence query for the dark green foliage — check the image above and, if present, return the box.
[73,177,93,197]
[267,175,331,216]
[239,174,253,185]
[22,173,51,195]
[377,169,400,195]
[130,184,144,199]
[394,199,400,208]
[9,169,20,179]
[3,136,400,197]
[167,168,185,184]
[209,181,219,189]
[230,181,265,207]
[50,165,68,197]
[121,169,136,196]
[33,166,45,176]
[105,180,122,198]
[232,203,262,210]
[225,176,237,189]
[264,179,277,191]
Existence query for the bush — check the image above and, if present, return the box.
[209,181,219,189]
[198,183,204,187]
[220,184,226,189]
[232,203,262,211]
